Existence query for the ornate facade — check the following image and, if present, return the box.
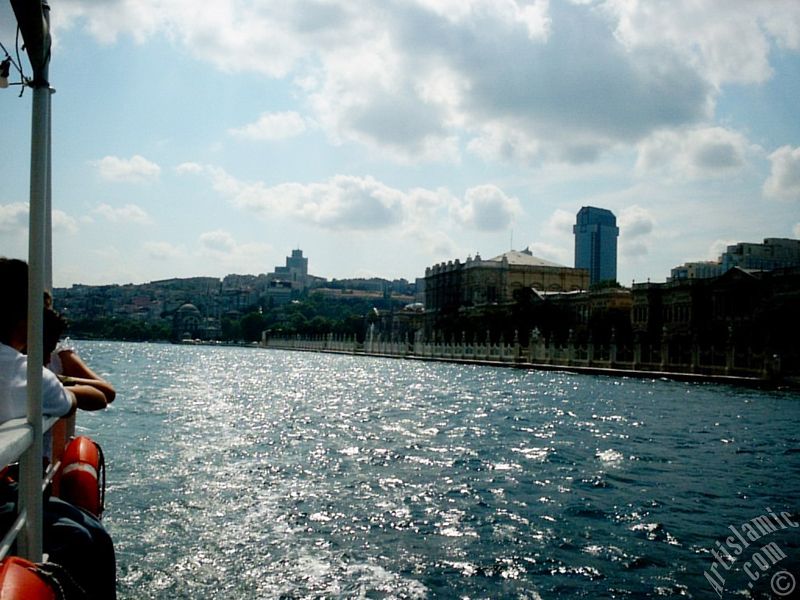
[425,249,589,314]
[630,266,800,370]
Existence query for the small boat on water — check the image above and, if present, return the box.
[0,1,115,596]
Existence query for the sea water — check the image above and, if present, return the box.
[71,341,799,599]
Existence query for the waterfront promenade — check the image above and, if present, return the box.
[262,332,788,387]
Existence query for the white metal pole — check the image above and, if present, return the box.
[44,89,52,292]
[20,82,50,562]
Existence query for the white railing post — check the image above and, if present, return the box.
[19,81,51,562]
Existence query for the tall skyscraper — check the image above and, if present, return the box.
[574,206,619,285]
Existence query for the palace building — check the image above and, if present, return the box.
[424,248,589,315]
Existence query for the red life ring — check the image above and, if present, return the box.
[59,436,105,518]
[0,557,57,599]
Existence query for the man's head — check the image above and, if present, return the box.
[0,258,29,347]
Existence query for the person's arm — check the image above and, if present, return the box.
[65,384,107,411]
[59,375,116,407]
[44,368,105,413]
[57,349,116,403]
[63,388,78,416]
[42,367,77,417]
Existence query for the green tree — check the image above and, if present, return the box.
[240,312,267,342]
[221,315,243,341]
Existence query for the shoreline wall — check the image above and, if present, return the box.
[262,333,787,387]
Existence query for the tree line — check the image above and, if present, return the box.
[63,292,407,343]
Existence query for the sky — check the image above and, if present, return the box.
[1,0,799,288]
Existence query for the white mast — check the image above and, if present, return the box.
[10,0,52,561]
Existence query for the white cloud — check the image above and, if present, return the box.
[57,0,787,165]
[255,176,404,230]
[54,0,800,165]
[763,145,800,200]
[607,0,800,86]
[410,0,551,39]
[92,203,152,224]
[522,208,575,266]
[519,0,552,41]
[228,111,308,141]
[527,241,570,266]
[467,124,542,165]
[55,0,162,44]
[54,1,326,76]
[450,1,711,164]
[618,205,655,260]
[452,185,522,232]
[619,205,654,238]
[307,32,462,163]
[199,230,237,253]
[53,210,79,235]
[51,0,800,168]
[0,202,29,233]
[179,163,524,240]
[92,155,161,183]
[185,166,406,230]
[409,227,460,259]
[175,162,204,175]
[708,238,736,261]
[545,209,575,236]
[636,126,752,180]
[143,241,187,261]
[0,203,76,235]
[793,223,800,238]
[197,230,272,272]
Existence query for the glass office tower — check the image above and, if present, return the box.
[574,206,619,285]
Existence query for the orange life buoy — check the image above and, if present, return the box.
[0,557,57,600]
[59,436,105,518]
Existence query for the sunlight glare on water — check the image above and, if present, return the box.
[72,342,800,599]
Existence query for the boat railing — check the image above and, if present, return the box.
[0,413,70,560]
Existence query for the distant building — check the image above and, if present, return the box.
[669,261,722,281]
[174,302,202,339]
[414,277,426,305]
[372,302,426,342]
[267,249,309,291]
[425,248,589,315]
[631,267,800,371]
[574,206,619,286]
[669,238,800,281]
[543,287,633,332]
[264,280,293,306]
[720,238,800,272]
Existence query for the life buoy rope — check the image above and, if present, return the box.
[30,561,87,600]
[95,441,106,516]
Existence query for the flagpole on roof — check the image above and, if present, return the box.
[10,0,52,562]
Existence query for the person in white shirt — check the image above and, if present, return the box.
[0,341,74,421]
[0,259,106,417]
[0,257,116,598]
